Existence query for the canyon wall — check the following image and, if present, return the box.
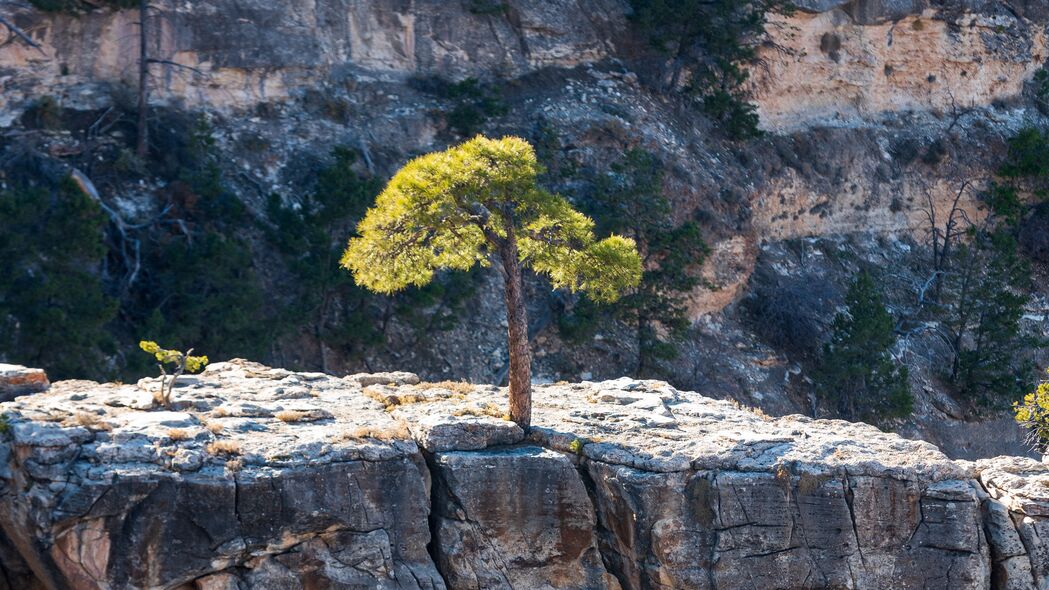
[0,361,1046,589]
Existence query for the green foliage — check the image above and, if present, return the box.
[562,148,708,375]
[628,0,791,139]
[139,340,207,408]
[0,415,9,436]
[815,272,912,422]
[0,179,118,381]
[940,230,1033,405]
[1033,68,1049,116]
[266,148,385,358]
[999,127,1049,197]
[342,135,642,302]
[139,340,208,372]
[415,77,508,137]
[1015,370,1049,451]
[119,117,268,377]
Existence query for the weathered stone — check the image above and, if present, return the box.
[431,446,617,590]
[0,365,48,401]
[0,362,1045,589]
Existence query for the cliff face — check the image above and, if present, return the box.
[0,360,1046,589]
[2,0,1048,458]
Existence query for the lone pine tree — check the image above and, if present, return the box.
[342,136,642,427]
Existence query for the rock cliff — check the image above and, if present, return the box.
[0,360,1047,589]
[2,0,1049,458]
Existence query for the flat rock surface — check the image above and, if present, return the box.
[2,360,1046,590]
[0,362,961,482]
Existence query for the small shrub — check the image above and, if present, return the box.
[72,412,112,431]
[275,410,307,423]
[207,440,241,456]
[139,341,208,408]
[568,438,585,455]
[204,421,224,434]
[225,458,244,472]
[1015,370,1049,452]
[166,428,192,441]
[0,415,9,435]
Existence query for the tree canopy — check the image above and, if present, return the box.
[342,136,641,302]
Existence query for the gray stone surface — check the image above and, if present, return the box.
[0,361,1046,588]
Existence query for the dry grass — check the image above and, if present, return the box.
[166,428,192,441]
[211,406,231,418]
[335,420,411,443]
[225,458,244,472]
[203,421,224,435]
[452,402,508,421]
[207,440,241,456]
[363,386,429,411]
[416,380,475,395]
[275,410,307,423]
[69,412,112,431]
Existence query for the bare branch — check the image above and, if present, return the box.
[0,14,44,53]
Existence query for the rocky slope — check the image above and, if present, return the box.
[0,360,1047,589]
[2,0,1049,459]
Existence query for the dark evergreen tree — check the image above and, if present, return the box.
[573,148,709,377]
[628,0,792,138]
[815,272,912,422]
[941,230,1033,405]
[266,147,385,370]
[0,180,118,380]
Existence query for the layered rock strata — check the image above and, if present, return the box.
[0,360,1045,589]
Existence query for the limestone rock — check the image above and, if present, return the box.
[431,447,618,590]
[0,361,1045,589]
[0,365,48,402]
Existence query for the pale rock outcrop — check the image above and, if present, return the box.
[0,364,49,402]
[0,361,1044,588]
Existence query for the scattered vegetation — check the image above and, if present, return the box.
[0,179,117,381]
[415,380,475,395]
[71,411,112,432]
[338,421,411,442]
[342,136,641,427]
[28,0,135,13]
[561,148,708,377]
[452,403,508,420]
[1015,370,1049,451]
[628,0,793,138]
[275,410,308,423]
[814,272,912,422]
[139,340,208,408]
[413,77,508,137]
[206,439,241,456]
[166,428,192,441]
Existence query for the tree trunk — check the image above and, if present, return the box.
[499,232,532,429]
[135,0,149,159]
